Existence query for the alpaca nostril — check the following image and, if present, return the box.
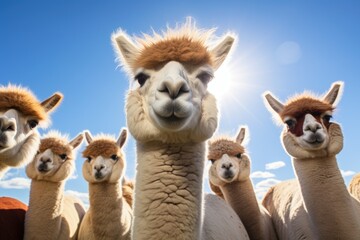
[222,163,232,170]
[95,165,105,171]
[159,78,189,99]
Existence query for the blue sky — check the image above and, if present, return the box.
[1,1,360,205]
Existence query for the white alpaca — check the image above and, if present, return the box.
[208,126,278,240]
[112,19,249,239]
[24,131,85,240]
[78,129,133,240]
[263,81,360,239]
[0,84,63,178]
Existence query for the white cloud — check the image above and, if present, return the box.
[0,177,31,189]
[68,170,78,180]
[265,161,286,170]
[255,178,281,189]
[254,178,281,201]
[250,171,275,179]
[341,170,356,177]
[65,190,89,209]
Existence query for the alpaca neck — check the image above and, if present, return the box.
[88,181,131,239]
[293,155,360,238]
[221,179,265,240]
[133,141,205,240]
[25,180,65,239]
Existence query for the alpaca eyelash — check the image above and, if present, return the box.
[111,155,119,161]
[87,156,92,162]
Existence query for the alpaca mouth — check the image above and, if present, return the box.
[95,172,104,180]
[304,133,325,145]
[38,165,50,173]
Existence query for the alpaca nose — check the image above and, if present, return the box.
[304,122,322,133]
[158,77,190,99]
[221,162,233,170]
[0,118,16,132]
[94,165,105,172]
[40,157,51,163]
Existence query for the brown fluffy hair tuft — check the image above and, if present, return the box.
[0,85,48,121]
[208,139,245,161]
[82,139,121,158]
[280,96,334,120]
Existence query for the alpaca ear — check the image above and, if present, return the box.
[84,130,93,144]
[112,30,139,71]
[323,81,344,107]
[236,127,246,145]
[69,133,84,149]
[263,91,284,115]
[210,35,236,70]
[41,92,63,113]
[116,128,127,148]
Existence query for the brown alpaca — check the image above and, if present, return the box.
[78,129,133,240]
[208,126,278,240]
[112,18,249,239]
[24,131,85,240]
[263,81,360,239]
[0,85,63,240]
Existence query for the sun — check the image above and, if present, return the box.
[208,65,234,101]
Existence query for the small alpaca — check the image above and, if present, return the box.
[24,131,85,240]
[263,81,360,239]
[78,129,133,240]
[208,126,278,240]
[112,18,249,239]
[349,173,360,201]
[0,85,63,178]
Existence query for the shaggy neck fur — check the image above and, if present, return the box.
[25,180,65,240]
[88,181,132,240]
[349,173,360,202]
[293,155,360,239]
[0,132,39,178]
[133,141,205,240]
[221,180,266,240]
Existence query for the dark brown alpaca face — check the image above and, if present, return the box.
[264,81,343,151]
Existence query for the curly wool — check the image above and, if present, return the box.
[280,95,334,120]
[40,138,72,157]
[208,139,245,161]
[82,139,121,158]
[0,85,48,121]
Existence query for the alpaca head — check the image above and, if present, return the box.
[208,127,251,188]
[82,129,127,184]
[264,81,344,158]
[112,19,236,143]
[0,85,63,170]
[26,131,84,182]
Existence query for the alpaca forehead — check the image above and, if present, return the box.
[280,97,334,120]
[39,138,72,155]
[208,139,245,160]
[0,86,47,121]
[133,36,213,70]
[83,139,119,158]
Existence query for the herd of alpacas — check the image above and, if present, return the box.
[1,19,360,240]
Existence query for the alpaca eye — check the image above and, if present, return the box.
[87,156,92,162]
[134,73,150,87]
[285,119,296,130]
[323,114,332,122]
[59,154,67,161]
[209,159,215,164]
[111,155,119,161]
[28,120,39,129]
[236,153,242,158]
[197,72,213,85]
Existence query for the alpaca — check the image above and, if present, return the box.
[262,81,360,239]
[78,129,133,240]
[112,19,249,239]
[24,131,85,240]
[208,126,278,240]
[0,84,63,178]
[349,173,360,201]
